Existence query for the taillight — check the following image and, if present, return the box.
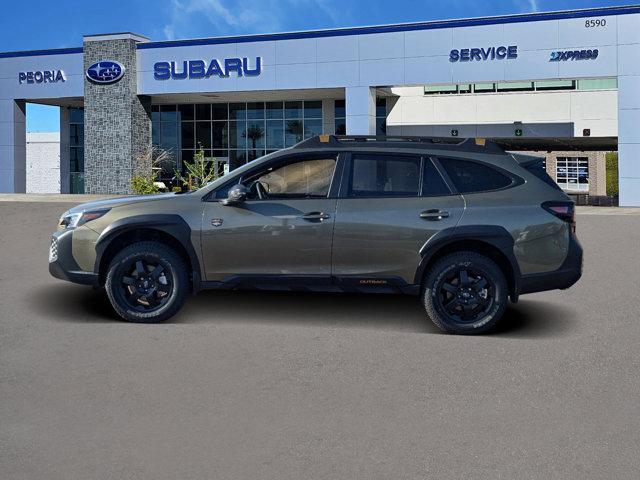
[542,201,576,233]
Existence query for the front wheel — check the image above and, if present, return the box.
[105,241,189,323]
[423,252,507,334]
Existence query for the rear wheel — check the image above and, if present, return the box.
[423,252,507,334]
[105,241,189,323]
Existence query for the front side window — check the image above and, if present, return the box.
[247,158,337,200]
[439,158,512,193]
[349,155,421,197]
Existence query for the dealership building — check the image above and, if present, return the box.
[1,5,639,204]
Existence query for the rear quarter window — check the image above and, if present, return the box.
[438,158,513,193]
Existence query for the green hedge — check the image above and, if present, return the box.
[606,152,618,197]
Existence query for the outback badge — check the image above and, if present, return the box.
[211,218,223,227]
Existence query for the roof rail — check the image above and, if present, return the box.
[292,135,504,153]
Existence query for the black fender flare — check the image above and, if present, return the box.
[94,214,202,291]
[413,225,522,292]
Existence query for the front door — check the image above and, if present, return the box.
[331,153,465,284]
[201,155,339,282]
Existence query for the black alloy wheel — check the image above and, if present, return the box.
[105,241,189,323]
[423,252,507,334]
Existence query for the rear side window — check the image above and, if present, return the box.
[439,158,512,193]
[524,159,562,191]
[349,154,421,197]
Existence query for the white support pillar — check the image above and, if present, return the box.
[59,107,70,194]
[345,86,376,135]
[617,14,640,206]
[0,100,26,193]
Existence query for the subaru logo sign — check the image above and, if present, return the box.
[86,60,125,84]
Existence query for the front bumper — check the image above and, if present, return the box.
[518,233,583,295]
[48,230,99,286]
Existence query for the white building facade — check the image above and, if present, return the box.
[1,6,638,204]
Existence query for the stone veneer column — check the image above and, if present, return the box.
[83,33,151,194]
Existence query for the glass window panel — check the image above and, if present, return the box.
[578,78,617,90]
[178,104,194,121]
[349,155,421,197]
[212,149,227,159]
[195,104,211,120]
[335,119,346,135]
[181,150,195,162]
[266,119,284,149]
[151,107,161,123]
[229,103,246,120]
[458,84,472,93]
[496,82,534,92]
[245,120,266,149]
[246,102,265,120]
[251,158,336,199]
[284,119,303,147]
[160,105,178,122]
[181,122,194,149]
[285,101,303,119]
[212,103,228,120]
[69,124,84,146]
[376,118,387,136]
[375,98,386,117]
[247,149,265,162]
[69,108,84,124]
[535,80,575,90]
[334,100,345,119]
[160,123,178,154]
[424,84,457,94]
[266,101,284,119]
[473,83,496,93]
[229,121,247,148]
[212,121,228,149]
[152,122,160,146]
[229,150,247,169]
[304,100,322,119]
[195,122,211,148]
[304,118,323,139]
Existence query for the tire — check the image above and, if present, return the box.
[105,241,189,323]
[422,252,507,335]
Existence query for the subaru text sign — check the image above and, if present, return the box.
[86,60,125,84]
[449,46,518,62]
[153,57,262,80]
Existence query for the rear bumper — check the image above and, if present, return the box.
[518,234,583,295]
[48,230,99,287]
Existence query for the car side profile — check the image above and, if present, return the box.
[49,135,582,334]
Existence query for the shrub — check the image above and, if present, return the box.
[131,146,172,195]
[606,152,618,197]
[174,147,219,191]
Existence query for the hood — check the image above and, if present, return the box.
[66,193,179,214]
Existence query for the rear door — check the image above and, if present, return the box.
[331,152,464,285]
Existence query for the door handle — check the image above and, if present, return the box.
[302,212,331,221]
[420,209,450,221]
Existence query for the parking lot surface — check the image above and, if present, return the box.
[1,202,639,479]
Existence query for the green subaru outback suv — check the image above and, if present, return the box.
[49,135,582,334]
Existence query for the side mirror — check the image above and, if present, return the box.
[221,184,248,206]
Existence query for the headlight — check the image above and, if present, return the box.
[59,208,110,229]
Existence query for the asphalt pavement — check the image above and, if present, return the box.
[1,201,639,479]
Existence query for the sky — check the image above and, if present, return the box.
[0,0,630,132]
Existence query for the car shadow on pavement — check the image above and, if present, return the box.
[34,284,578,337]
